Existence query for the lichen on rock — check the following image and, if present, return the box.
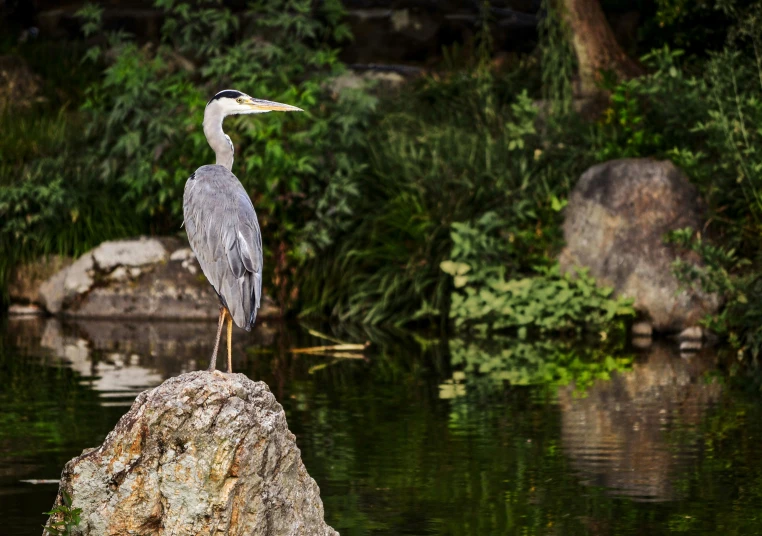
[45,372,338,536]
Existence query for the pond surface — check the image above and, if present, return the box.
[2,315,762,535]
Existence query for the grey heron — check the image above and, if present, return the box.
[183,89,302,373]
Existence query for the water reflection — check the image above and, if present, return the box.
[559,343,722,502]
[4,316,762,535]
[10,316,279,405]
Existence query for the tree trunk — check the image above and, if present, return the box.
[559,0,644,96]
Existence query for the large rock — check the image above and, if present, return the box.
[30,237,280,320]
[45,371,338,536]
[39,252,95,314]
[92,238,167,271]
[559,159,721,332]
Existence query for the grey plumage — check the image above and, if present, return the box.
[183,164,262,330]
[183,89,301,372]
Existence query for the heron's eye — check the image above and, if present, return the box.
[236,97,244,104]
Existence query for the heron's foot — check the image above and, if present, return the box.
[212,369,225,378]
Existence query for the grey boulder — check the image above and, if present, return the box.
[30,237,279,320]
[46,371,338,536]
[559,159,721,332]
[92,238,167,271]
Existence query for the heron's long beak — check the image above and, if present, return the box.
[247,98,303,112]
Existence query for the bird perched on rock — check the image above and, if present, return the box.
[183,90,302,372]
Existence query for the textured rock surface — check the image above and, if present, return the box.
[559,158,721,332]
[92,238,167,271]
[30,237,280,320]
[41,253,95,314]
[46,371,338,536]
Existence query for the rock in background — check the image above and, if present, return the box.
[46,371,338,536]
[0,54,40,110]
[10,236,280,320]
[9,255,71,314]
[559,158,721,332]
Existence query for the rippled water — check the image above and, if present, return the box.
[2,315,762,535]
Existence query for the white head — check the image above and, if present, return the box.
[206,89,303,117]
[202,89,302,170]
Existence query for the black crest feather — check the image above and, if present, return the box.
[207,90,244,106]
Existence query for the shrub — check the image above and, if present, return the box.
[590,27,762,357]
[297,73,578,325]
[440,212,635,336]
[669,228,762,358]
[1,0,376,309]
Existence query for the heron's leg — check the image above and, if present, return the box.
[208,307,226,372]
[226,314,234,373]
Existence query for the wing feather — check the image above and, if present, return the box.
[183,165,263,330]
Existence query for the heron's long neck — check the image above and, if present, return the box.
[203,104,234,170]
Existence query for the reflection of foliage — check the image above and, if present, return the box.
[0,321,128,463]
[448,337,633,395]
[441,212,634,336]
[658,374,762,535]
[8,319,762,534]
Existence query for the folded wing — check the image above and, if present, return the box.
[183,165,263,330]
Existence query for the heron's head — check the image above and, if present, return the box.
[206,89,303,117]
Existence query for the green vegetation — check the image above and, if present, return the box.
[4,0,762,358]
[9,2,762,533]
[43,492,82,536]
[440,210,634,336]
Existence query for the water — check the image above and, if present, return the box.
[2,316,762,535]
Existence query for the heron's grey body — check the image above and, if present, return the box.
[183,164,262,330]
[182,89,301,372]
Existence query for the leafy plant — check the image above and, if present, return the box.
[667,227,762,357]
[16,0,374,311]
[440,212,634,336]
[0,107,141,300]
[595,75,665,160]
[43,491,82,536]
[538,0,575,118]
